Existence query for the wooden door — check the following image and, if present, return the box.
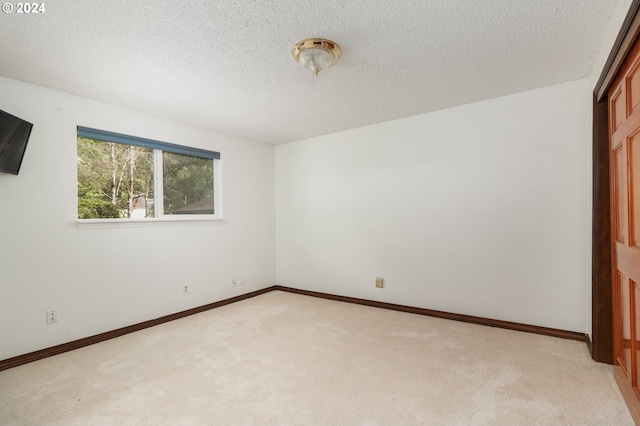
[610,37,640,423]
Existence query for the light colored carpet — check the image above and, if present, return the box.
[0,290,633,425]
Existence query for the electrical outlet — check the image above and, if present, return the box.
[46,310,58,324]
[183,285,189,294]
[375,277,384,288]
[232,278,239,288]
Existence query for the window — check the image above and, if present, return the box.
[77,127,220,221]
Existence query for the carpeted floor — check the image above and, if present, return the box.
[0,290,634,425]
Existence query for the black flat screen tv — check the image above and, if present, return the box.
[0,109,33,175]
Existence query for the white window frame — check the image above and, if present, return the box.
[76,126,222,228]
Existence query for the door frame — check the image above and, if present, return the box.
[592,0,640,363]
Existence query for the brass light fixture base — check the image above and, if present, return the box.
[292,38,341,75]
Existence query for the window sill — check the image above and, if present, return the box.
[77,216,224,230]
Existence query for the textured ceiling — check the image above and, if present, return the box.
[0,0,618,144]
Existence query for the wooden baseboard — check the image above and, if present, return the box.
[0,286,277,372]
[275,286,589,343]
[586,334,593,355]
[1,285,589,372]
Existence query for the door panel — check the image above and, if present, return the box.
[610,36,640,422]
[630,133,640,248]
[628,59,640,115]
[620,272,632,374]
[635,280,640,391]
[612,87,626,133]
[614,143,627,244]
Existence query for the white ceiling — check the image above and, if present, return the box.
[0,0,618,144]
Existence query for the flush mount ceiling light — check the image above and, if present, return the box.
[292,38,341,76]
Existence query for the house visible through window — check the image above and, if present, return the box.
[77,127,220,220]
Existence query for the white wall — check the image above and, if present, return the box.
[0,76,275,360]
[276,78,593,333]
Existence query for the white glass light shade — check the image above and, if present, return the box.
[297,48,335,75]
[292,38,341,75]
